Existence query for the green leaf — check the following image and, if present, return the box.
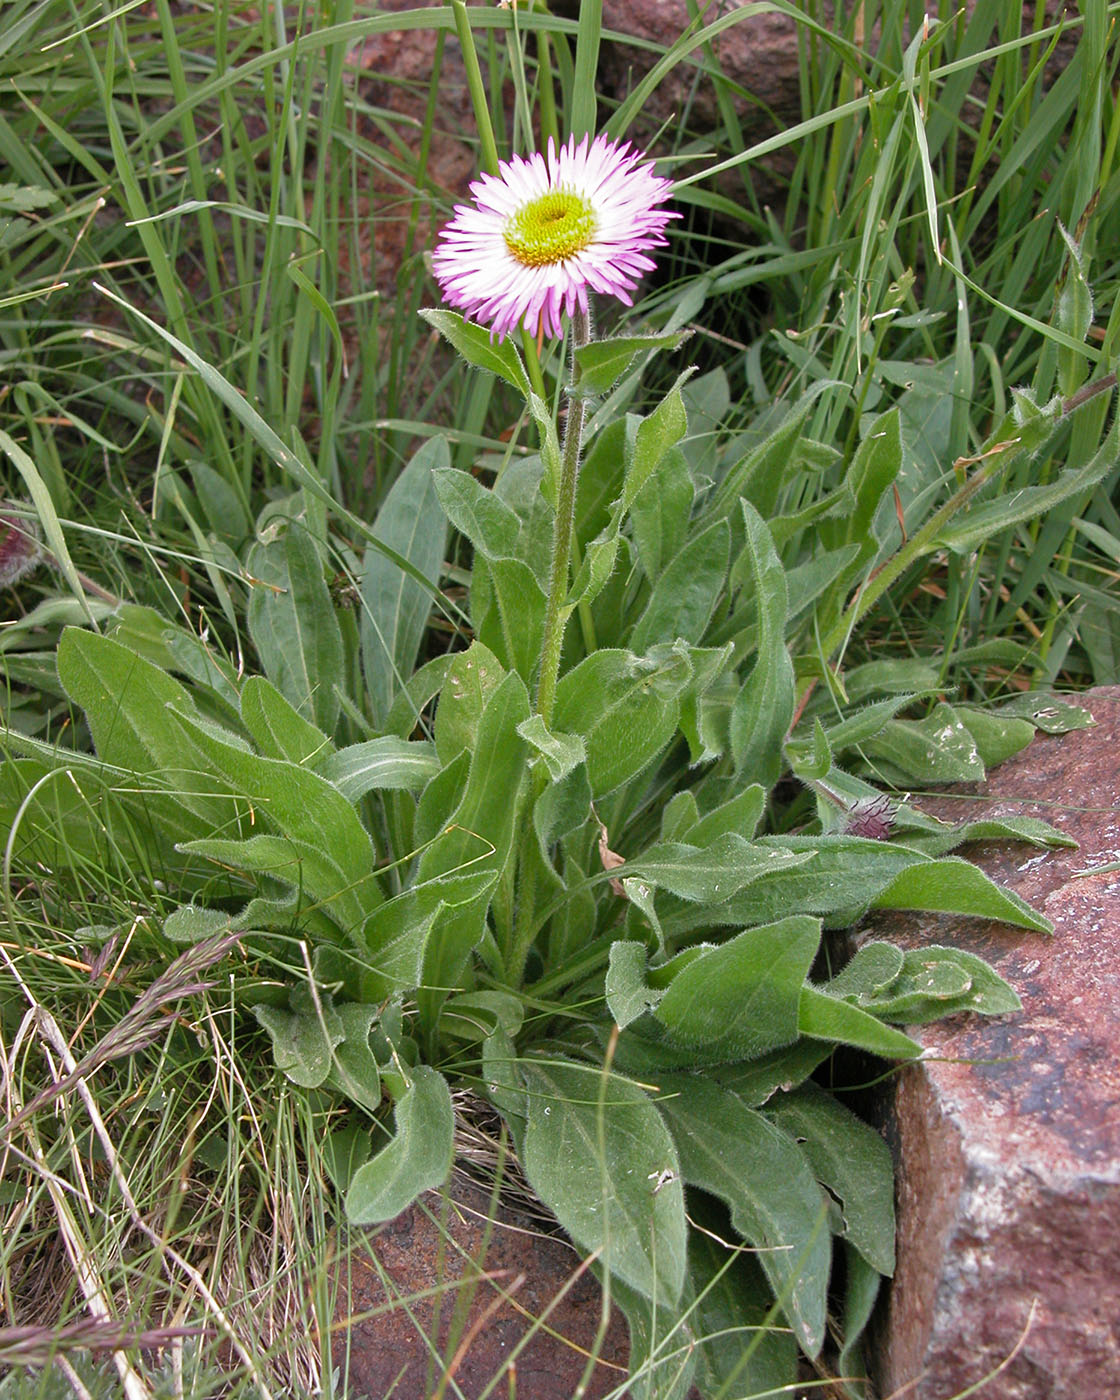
[565,527,620,611]
[955,706,1036,768]
[247,523,343,733]
[897,813,1075,858]
[625,833,813,903]
[653,916,821,1059]
[361,436,450,727]
[871,856,1052,932]
[689,1231,799,1400]
[252,985,382,1111]
[935,410,1118,555]
[786,544,862,622]
[573,330,691,397]
[0,183,56,214]
[688,785,768,845]
[482,1023,527,1131]
[860,945,1022,1023]
[384,653,455,739]
[344,1065,454,1223]
[820,408,903,565]
[824,942,906,1002]
[525,394,563,501]
[606,941,664,1030]
[477,556,549,682]
[168,707,379,931]
[254,986,343,1089]
[55,628,231,832]
[798,986,922,1058]
[660,791,700,842]
[57,627,199,775]
[662,836,933,936]
[608,1274,698,1400]
[631,519,730,652]
[619,373,693,517]
[417,671,530,1008]
[434,641,505,765]
[765,1081,895,1275]
[532,760,592,857]
[710,393,820,523]
[418,672,529,886]
[658,1079,831,1356]
[837,1242,882,1399]
[816,691,939,755]
[521,1058,687,1306]
[177,831,352,924]
[997,692,1094,733]
[730,502,795,785]
[575,416,630,547]
[789,718,833,784]
[414,748,470,850]
[326,1002,384,1112]
[432,465,523,564]
[162,904,238,944]
[356,868,498,998]
[439,991,524,1044]
[240,675,334,767]
[712,1041,832,1106]
[419,308,531,398]
[187,457,250,542]
[544,852,597,968]
[517,715,586,782]
[629,445,694,583]
[860,704,986,785]
[317,737,440,803]
[552,647,693,797]
[107,603,239,706]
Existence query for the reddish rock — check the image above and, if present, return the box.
[857,687,1120,1399]
[334,1174,632,1400]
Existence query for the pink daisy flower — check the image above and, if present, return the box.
[431,134,678,342]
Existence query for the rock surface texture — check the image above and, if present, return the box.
[860,687,1120,1399]
[336,1174,631,1400]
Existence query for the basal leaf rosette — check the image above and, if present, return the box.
[431,133,679,341]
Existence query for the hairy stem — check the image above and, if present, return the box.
[535,307,591,727]
[506,308,592,985]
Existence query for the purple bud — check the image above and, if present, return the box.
[845,794,896,840]
[0,507,42,588]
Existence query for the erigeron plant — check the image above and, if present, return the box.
[10,133,1107,1400]
[4,7,1115,1395]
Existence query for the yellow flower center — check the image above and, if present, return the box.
[504,190,596,267]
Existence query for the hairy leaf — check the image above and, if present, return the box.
[521,1058,687,1306]
[344,1066,454,1223]
[765,1081,895,1275]
[654,916,821,1059]
[318,737,440,802]
[730,503,795,785]
[240,675,334,767]
[658,1079,831,1356]
[361,436,450,727]
[247,525,342,733]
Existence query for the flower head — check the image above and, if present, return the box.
[431,134,678,342]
